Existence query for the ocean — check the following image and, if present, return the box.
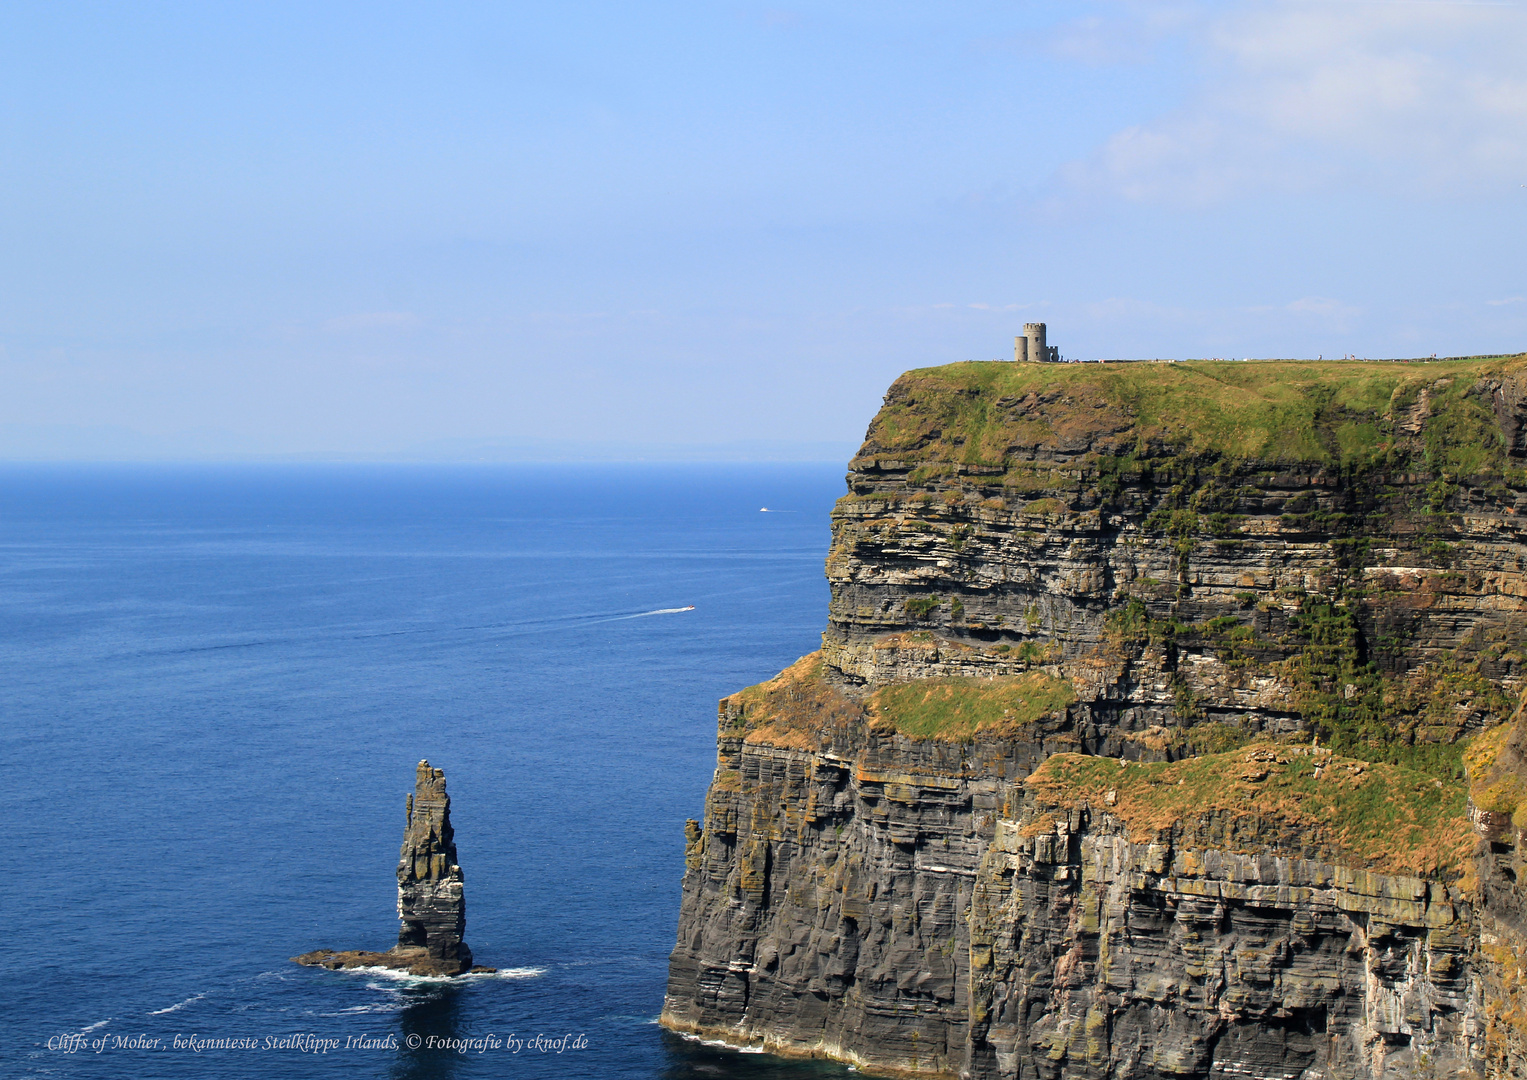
[0,463,859,1079]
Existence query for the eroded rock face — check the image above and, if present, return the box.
[397,760,471,969]
[969,810,1477,1080]
[662,686,1038,1076]
[294,760,486,977]
[1467,713,1527,1078]
[663,685,1490,1078]
[823,367,1527,748]
[664,358,1527,1078]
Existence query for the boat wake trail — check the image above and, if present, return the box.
[612,606,695,619]
[149,993,206,1016]
[131,604,697,659]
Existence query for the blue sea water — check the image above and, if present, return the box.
[0,464,859,1080]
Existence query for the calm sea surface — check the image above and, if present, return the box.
[0,464,858,1079]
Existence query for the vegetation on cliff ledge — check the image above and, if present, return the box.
[727,656,1477,877]
[1104,592,1514,781]
[723,653,863,750]
[1466,704,1527,821]
[860,355,1526,476]
[868,670,1075,740]
[1026,742,1473,880]
[725,652,1074,746]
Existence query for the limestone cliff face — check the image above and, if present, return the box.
[664,358,1527,1078]
[663,657,1048,1075]
[823,359,1527,749]
[1467,710,1527,1078]
[968,820,1477,1080]
[969,758,1478,1080]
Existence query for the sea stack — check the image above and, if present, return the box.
[395,760,471,970]
[294,760,491,976]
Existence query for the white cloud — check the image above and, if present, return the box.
[1063,0,1527,203]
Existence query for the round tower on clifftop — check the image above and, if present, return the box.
[1018,322,1049,363]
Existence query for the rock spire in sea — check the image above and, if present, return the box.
[395,760,471,968]
[293,760,490,976]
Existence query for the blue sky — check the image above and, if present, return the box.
[2,1,1525,460]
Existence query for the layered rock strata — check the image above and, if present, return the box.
[664,357,1527,1078]
[822,360,1527,743]
[1467,710,1527,1077]
[394,760,473,968]
[969,750,1479,1080]
[663,657,1047,1077]
[295,760,490,977]
[968,816,1476,1080]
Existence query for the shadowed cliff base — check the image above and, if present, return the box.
[665,356,1527,1080]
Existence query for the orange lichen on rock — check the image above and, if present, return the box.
[724,653,864,750]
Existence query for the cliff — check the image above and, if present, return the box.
[663,356,1527,1079]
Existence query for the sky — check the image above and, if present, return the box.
[2,0,1525,461]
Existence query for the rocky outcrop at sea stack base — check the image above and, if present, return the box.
[294,760,493,977]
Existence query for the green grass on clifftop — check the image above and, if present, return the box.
[861,356,1526,474]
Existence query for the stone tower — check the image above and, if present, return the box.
[396,760,473,970]
[1014,322,1058,362]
